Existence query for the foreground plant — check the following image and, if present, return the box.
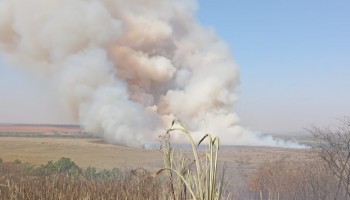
[158,121,227,200]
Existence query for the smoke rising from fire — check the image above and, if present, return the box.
[0,0,302,148]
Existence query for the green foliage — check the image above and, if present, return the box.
[97,169,112,179]
[13,159,21,164]
[84,166,121,180]
[43,160,56,174]
[21,157,120,180]
[24,162,35,171]
[54,157,81,175]
[30,157,82,176]
[84,166,97,180]
[0,157,2,163]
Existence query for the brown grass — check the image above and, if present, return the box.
[0,124,82,134]
[0,135,312,199]
[0,137,163,170]
[0,137,309,171]
[0,163,166,200]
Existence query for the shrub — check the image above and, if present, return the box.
[54,157,81,175]
[84,166,97,180]
[13,159,21,164]
[30,158,82,176]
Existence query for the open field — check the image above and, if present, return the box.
[0,137,162,170]
[0,136,312,199]
[0,127,341,199]
[0,124,93,138]
[0,124,82,134]
[0,124,312,171]
[0,124,314,199]
[0,136,310,173]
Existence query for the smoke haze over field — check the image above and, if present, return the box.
[0,0,302,148]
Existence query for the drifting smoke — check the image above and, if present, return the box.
[0,0,302,148]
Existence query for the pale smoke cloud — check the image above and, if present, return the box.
[0,0,302,148]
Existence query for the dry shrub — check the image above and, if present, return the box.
[249,158,338,200]
[308,116,350,198]
[0,165,167,200]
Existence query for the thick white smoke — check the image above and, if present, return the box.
[0,0,302,148]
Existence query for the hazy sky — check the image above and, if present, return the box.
[0,58,72,124]
[197,0,350,133]
[0,0,349,134]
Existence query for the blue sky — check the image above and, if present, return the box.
[0,0,349,133]
[197,0,350,133]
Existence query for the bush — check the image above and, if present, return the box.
[249,159,338,200]
[30,157,82,176]
[54,157,81,175]
[13,159,21,164]
[307,116,350,199]
[84,166,121,180]
[84,166,97,180]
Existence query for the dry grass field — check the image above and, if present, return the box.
[0,137,312,199]
[0,124,82,134]
[0,124,311,171]
[0,124,316,199]
[0,137,163,170]
[0,136,310,172]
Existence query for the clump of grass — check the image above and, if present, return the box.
[158,121,228,200]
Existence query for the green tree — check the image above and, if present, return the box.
[54,157,82,176]
[84,166,97,180]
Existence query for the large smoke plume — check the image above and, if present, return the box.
[0,0,301,148]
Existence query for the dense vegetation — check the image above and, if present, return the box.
[0,157,164,199]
